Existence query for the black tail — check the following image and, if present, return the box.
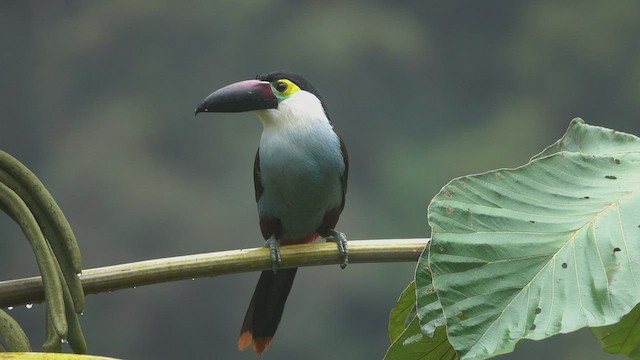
[238,268,298,354]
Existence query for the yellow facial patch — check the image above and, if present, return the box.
[272,79,301,97]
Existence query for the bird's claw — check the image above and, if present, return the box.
[325,230,348,269]
[265,237,282,273]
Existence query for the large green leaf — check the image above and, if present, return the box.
[426,120,640,359]
[385,316,458,360]
[415,246,446,336]
[389,281,417,343]
[387,248,456,359]
[592,302,640,359]
[534,118,640,159]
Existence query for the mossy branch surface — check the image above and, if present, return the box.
[0,238,429,308]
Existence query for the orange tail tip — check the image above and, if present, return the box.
[253,337,273,355]
[238,331,253,351]
[238,331,272,355]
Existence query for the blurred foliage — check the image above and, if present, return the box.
[1,1,637,359]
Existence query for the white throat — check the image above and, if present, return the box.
[255,90,329,133]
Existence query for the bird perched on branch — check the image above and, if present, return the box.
[195,71,349,354]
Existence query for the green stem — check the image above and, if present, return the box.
[0,182,67,336]
[0,238,429,307]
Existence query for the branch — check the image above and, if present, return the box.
[0,238,429,308]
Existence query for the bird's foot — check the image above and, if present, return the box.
[325,230,349,269]
[264,236,282,273]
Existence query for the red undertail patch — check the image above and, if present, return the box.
[280,232,319,245]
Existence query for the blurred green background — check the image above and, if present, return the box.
[1,1,638,359]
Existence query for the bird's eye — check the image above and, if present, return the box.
[275,81,288,93]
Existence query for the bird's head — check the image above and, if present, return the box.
[195,71,329,127]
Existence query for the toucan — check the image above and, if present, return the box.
[195,71,349,354]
